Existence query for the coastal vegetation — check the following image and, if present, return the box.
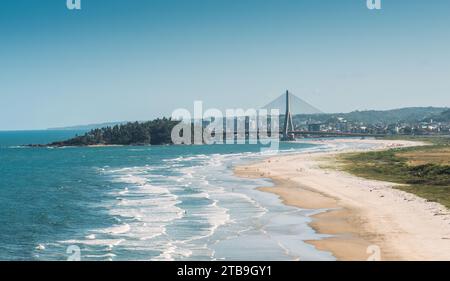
[290,106,450,136]
[293,107,448,124]
[340,136,450,208]
[45,118,179,146]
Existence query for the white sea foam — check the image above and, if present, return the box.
[118,187,129,195]
[84,253,117,258]
[100,224,131,235]
[60,239,125,246]
[54,142,335,261]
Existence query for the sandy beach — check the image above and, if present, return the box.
[235,139,450,261]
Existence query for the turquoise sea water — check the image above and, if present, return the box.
[0,130,336,261]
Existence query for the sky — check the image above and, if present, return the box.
[0,0,449,130]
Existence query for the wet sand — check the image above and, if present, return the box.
[235,139,450,261]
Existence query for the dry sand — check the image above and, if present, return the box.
[235,139,450,261]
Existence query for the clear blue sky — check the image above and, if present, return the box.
[1,0,449,130]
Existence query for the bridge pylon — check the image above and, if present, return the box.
[282,90,295,140]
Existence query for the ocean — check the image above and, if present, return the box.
[0,130,336,261]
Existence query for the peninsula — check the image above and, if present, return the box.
[29,118,178,147]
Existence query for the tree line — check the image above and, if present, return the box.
[48,118,179,146]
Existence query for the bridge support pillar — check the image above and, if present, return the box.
[282,90,294,141]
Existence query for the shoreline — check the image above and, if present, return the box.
[235,139,450,261]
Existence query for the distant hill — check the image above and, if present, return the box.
[293,107,448,124]
[48,121,128,131]
[426,109,450,122]
[344,107,448,123]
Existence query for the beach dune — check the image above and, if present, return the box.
[236,139,450,261]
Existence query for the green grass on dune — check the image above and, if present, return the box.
[340,136,450,209]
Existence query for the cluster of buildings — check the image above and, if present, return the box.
[295,117,450,136]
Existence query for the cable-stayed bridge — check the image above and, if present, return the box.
[262,91,323,116]
[209,90,388,141]
[261,90,322,140]
[262,90,387,140]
